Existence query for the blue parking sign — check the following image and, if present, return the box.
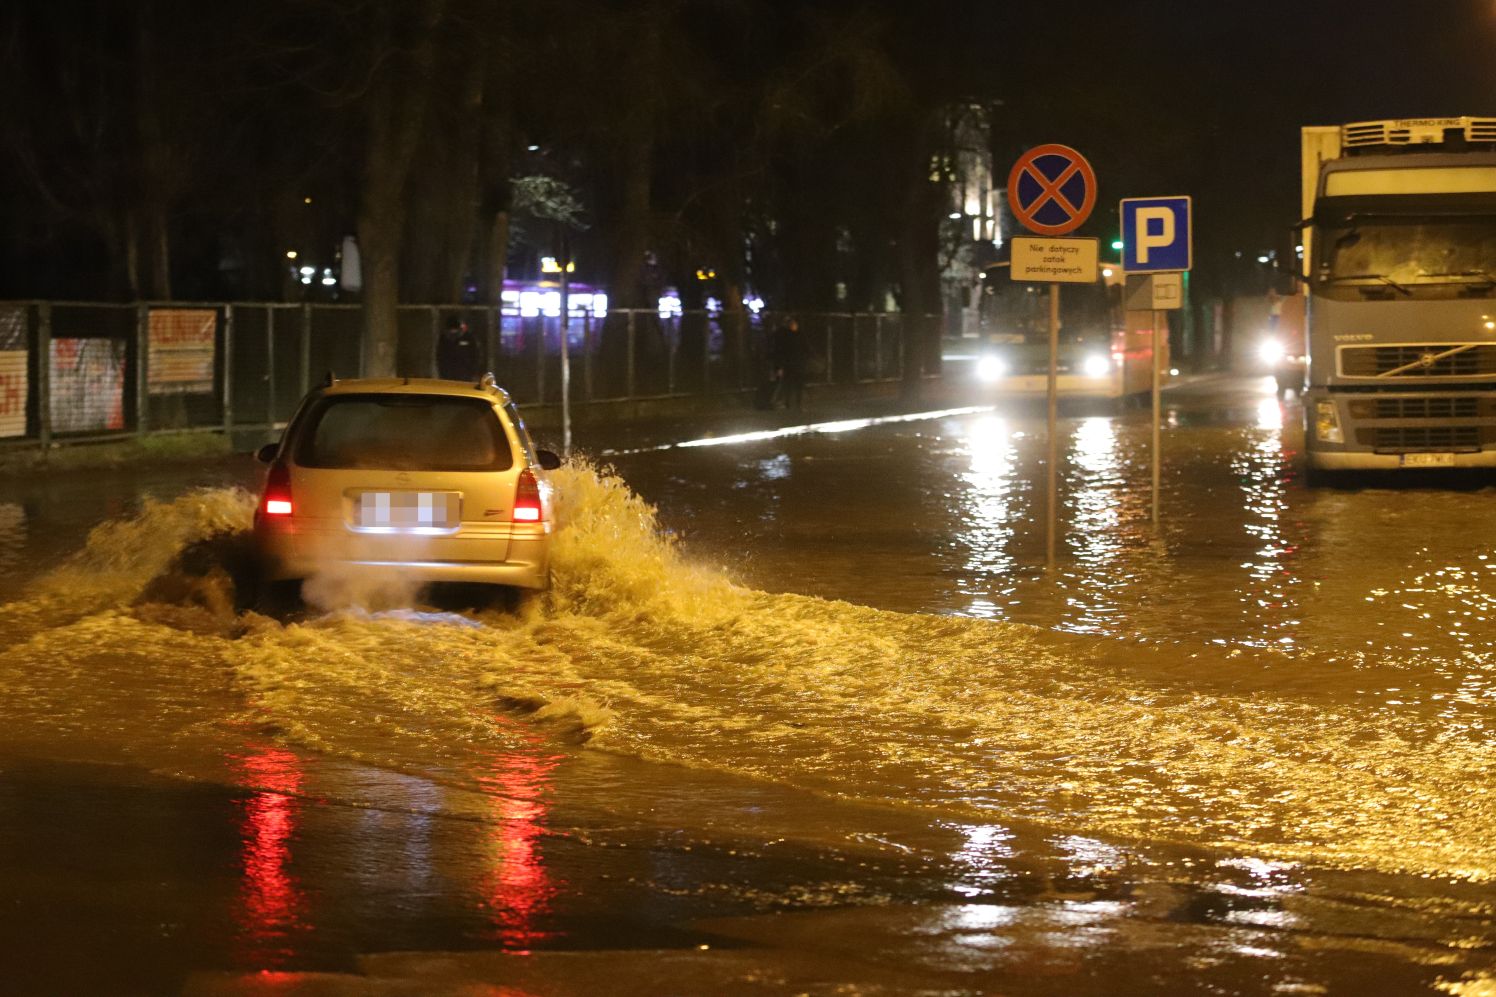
[1121,196,1191,273]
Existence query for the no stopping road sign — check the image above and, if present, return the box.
[1007,145,1097,236]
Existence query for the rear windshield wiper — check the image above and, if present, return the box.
[1416,269,1496,286]
[1326,273,1411,295]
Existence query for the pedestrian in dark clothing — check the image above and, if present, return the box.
[437,318,481,381]
[769,317,806,412]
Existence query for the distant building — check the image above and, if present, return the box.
[938,103,1001,338]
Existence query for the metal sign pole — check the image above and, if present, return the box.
[1007,143,1098,574]
[1151,307,1162,530]
[1047,282,1060,569]
[1119,197,1190,535]
[559,236,572,457]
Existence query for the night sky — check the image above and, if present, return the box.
[3,0,1494,302]
[926,0,1496,252]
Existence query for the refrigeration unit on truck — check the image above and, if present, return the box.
[1299,116,1496,475]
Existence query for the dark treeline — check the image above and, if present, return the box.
[0,0,979,381]
[4,1,1492,378]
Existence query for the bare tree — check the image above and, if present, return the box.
[0,2,205,299]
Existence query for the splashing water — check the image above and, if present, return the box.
[0,462,1492,882]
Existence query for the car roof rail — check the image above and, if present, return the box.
[476,372,498,392]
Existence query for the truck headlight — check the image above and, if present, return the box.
[976,354,1007,382]
[1081,354,1111,378]
[1259,338,1285,364]
[1315,400,1343,443]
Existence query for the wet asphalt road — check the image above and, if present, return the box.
[0,373,1493,996]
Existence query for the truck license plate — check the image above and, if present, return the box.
[1401,452,1455,468]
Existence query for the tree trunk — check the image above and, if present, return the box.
[359,160,410,376]
[148,202,171,299]
[358,210,401,376]
[123,210,143,300]
[713,194,750,388]
[897,123,946,399]
[609,130,655,310]
[477,59,513,304]
[599,72,657,393]
[133,7,173,300]
[897,238,925,401]
[487,210,510,300]
[445,57,485,304]
[721,277,748,389]
[357,0,445,376]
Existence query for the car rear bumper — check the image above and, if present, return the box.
[255,520,550,589]
[987,373,1123,398]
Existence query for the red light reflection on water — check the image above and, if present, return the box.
[231,746,308,967]
[476,745,562,949]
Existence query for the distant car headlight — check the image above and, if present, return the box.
[1081,354,1111,378]
[976,354,1007,382]
[1259,338,1285,364]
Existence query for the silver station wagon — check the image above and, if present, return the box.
[253,375,560,594]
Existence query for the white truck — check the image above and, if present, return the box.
[1298,116,1496,475]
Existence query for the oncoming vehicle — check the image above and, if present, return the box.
[253,375,561,599]
[1257,292,1308,396]
[1258,334,1308,395]
[973,264,1168,402]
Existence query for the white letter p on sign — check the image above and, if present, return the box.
[1136,207,1175,264]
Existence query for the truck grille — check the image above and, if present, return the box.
[1347,397,1484,419]
[1339,344,1496,378]
[1356,425,1486,451]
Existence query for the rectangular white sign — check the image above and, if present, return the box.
[1124,272,1184,310]
[1009,237,1099,284]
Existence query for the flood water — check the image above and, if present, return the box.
[0,374,1492,995]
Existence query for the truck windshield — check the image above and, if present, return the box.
[1321,217,1496,290]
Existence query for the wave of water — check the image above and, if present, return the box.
[0,463,1492,882]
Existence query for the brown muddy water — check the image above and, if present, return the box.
[0,375,1492,995]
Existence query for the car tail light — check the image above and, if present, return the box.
[262,463,293,516]
[513,468,543,522]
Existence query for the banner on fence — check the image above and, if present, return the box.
[0,306,25,438]
[148,308,216,394]
[51,338,125,433]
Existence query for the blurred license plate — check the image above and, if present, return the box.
[1401,452,1454,468]
[356,491,459,529]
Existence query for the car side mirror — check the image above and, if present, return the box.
[256,443,278,463]
[536,449,562,470]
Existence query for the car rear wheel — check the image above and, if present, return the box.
[253,578,304,617]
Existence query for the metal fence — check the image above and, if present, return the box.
[0,301,930,449]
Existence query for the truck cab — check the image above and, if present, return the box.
[1300,117,1496,472]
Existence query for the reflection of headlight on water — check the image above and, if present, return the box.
[1081,354,1111,378]
[1258,338,1285,364]
[976,355,1007,382]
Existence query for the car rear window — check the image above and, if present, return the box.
[295,394,513,471]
